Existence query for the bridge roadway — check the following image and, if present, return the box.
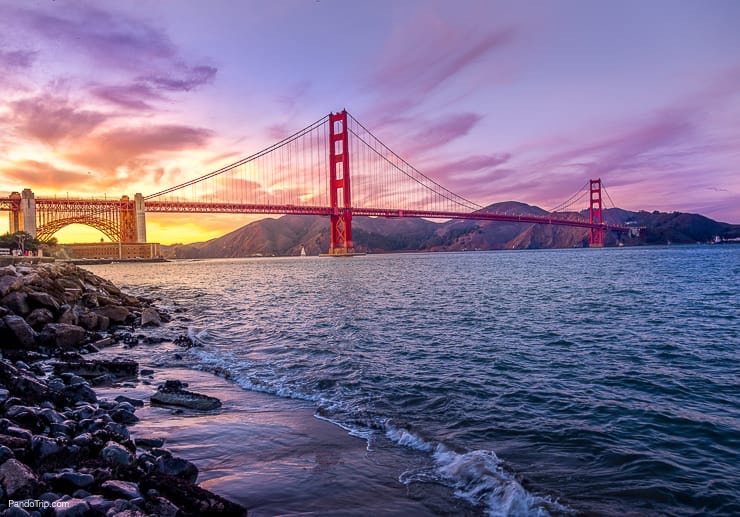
[0,196,631,233]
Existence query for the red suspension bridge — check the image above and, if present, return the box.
[1,110,631,253]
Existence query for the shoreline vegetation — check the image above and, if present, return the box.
[0,262,247,516]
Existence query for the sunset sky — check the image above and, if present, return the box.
[1,0,738,244]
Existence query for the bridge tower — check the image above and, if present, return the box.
[327,110,354,255]
[589,178,604,247]
[8,189,37,238]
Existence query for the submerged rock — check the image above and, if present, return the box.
[52,359,139,380]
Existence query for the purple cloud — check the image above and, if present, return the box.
[141,64,218,92]
[0,49,37,69]
[91,83,164,110]
[404,112,483,155]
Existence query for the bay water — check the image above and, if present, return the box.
[85,245,739,516]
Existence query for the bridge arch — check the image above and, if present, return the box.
[36,217,121,242]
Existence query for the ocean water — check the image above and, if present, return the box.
[85,245,739,516]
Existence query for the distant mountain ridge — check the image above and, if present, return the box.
[161,202,740,258]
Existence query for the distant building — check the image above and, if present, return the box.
[57,242,161,259]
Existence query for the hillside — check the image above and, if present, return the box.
[161,204,740,258]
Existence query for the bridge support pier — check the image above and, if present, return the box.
[135,193,146,243]
[327,110,354,255]
[589,178,604,247]
[8,189,37,238]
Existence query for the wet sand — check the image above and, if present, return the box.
[94,352,475,516]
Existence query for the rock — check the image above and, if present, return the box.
[53,497,90,517]
[144,495,179,517]
[83,494,115,515]
[75,311,98,331]
[114,395,144,408]
[3,506,31,517]
[25,308,55,330]
[0,445,13,464]
[38,408,65,426]
[94,305,130,324]
[150,381,221,411]
[140,307,161,327]
[51,359,138,380]
[155,455,198,483]
[100,441,133,467]
[2,292,31,315]
[1,315,37,349]
[0,360,70,407]
[141,473,247,517]
[0,388,8,404]
[56,471,95,488]
[0,275,22,297]
[0,458,38,499]
[61,383,97,404]
[38,323,87,350]
[31,435,66,460]
[27,291,61,312]
[139,369,154,376]
[101,479,141,499]
[110,409,139,425]
[134,437,164,449]
[93,337,114,348]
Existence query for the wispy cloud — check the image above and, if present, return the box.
[0,48,37,69]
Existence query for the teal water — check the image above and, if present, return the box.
[86,245,740,516]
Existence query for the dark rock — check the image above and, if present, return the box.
[114,396,144,408]
[38,408,65,426]
[150,381,221,411]
[52,497,90,517]
[110,409,139,425]
[0,458,38,499]
[38,324,86,350]
[24,308,55,331]
[71,433,93,448]
[83,494,115,515]
[2,292,31,316]
[1,315,37,349]
[104,422,130,441]
[94,305,130,324]
[140,308,161,327]
[52,359,138,380]
[0,361,69,407]
[56,307,78,326]
[61,383,97,404]
[134,437,164,449]
[31,435,66,461]
[27,291,61,312]
[100,441,133,466]
[0,388,8,404]
[3,506,31,517]
[0,434,28,452]
[101,479,141,500]
[56,471,95,488]
[139,369,154,376]
[75,311,98,331]
[144,495,179,517]
[0,445,13,464]
[141,473,247,517]
[0,274,22,298]
[155,455,198,483]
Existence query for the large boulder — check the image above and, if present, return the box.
[150,381,222,411]
[94,305,130,324]
[140,307,162,327]
[38,323,86,349]
[1,315,37,348]
[25,308,55,330]
[2,292,31,316]
[0,458,38,499]
[27,291,61,312]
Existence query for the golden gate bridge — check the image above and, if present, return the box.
[1,110,630,253]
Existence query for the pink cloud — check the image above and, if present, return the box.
[7,94,108,146]
[1,160,92,190]
[64,124,213,172]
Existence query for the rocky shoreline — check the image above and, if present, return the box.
[0,263,247,516]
